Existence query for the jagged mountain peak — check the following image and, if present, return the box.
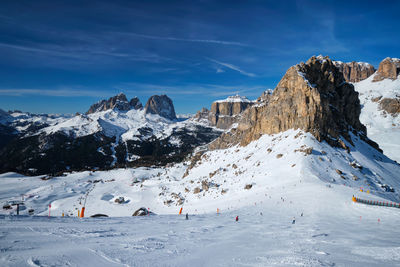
[86,93,143,114]
[144,94,177,120]
[210,56,380,151]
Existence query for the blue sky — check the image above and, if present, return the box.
[0,0,399,114]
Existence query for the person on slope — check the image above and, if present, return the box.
[185,213,189,220]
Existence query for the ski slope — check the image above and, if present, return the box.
[1,182,400,266]
[1,129,400,266]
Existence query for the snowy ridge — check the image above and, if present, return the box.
[35,108,208,143]
[353,73,400,162]
[215,94,253,103]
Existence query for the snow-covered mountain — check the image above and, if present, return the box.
[353,57,400,162]
[0,94,221,175]
[2,55,399,217]
[1,56,400,265]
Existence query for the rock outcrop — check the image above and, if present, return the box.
[373,57,400,82]
[379,97,400,115]
[144,95,177,120]
[333,61,375,82]
[193,107,210,122]
[208,95,254,129]
[256,89,273,103]
[210,55,379,151]
[86,93,142,114]
[132,207,155,216]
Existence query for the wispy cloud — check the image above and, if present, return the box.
[208,58,256,77]
[0,41,168,67]
[118,32,250,47]
[0,88,111,98]
[119,82,265,98]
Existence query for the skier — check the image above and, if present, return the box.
[185,213,189,220]
[292,217,296,224]
[301,212,303,217]
[235,216,239,222]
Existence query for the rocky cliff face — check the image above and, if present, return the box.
[144,95,177,120]
[333,61,375,83]
[373,57,400,82]
[208,95,253,129]
[210,56,379,151]
[256,89,273,103]
[86,93,142,114]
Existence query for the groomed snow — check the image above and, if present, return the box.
[1,129,400,266]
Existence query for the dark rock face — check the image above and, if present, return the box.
[86,93,142,114]
[144,95,177,120]
[373,57,400,82]
[129,97,143,110]
[210,56,380,151]
[333,61,375,82]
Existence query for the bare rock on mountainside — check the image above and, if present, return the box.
[379,97,400,115]
[207,95,254,129]
[333,61,375,83]
[210,55,380,152]
[373,57,400,82]
[192,95,254,129]
[256,89,273,103]
[144,95,177,120]
[86,93,142,114]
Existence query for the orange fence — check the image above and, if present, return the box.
[352,196,400,208]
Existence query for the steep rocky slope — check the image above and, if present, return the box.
[144,95,177,120]
[333,61,375,82]
[210,56,378,151]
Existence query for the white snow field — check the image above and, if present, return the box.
[354,73,400,163]
[1,130,400,266]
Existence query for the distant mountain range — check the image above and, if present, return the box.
[0,56,399,177]
[0,94,221,175]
